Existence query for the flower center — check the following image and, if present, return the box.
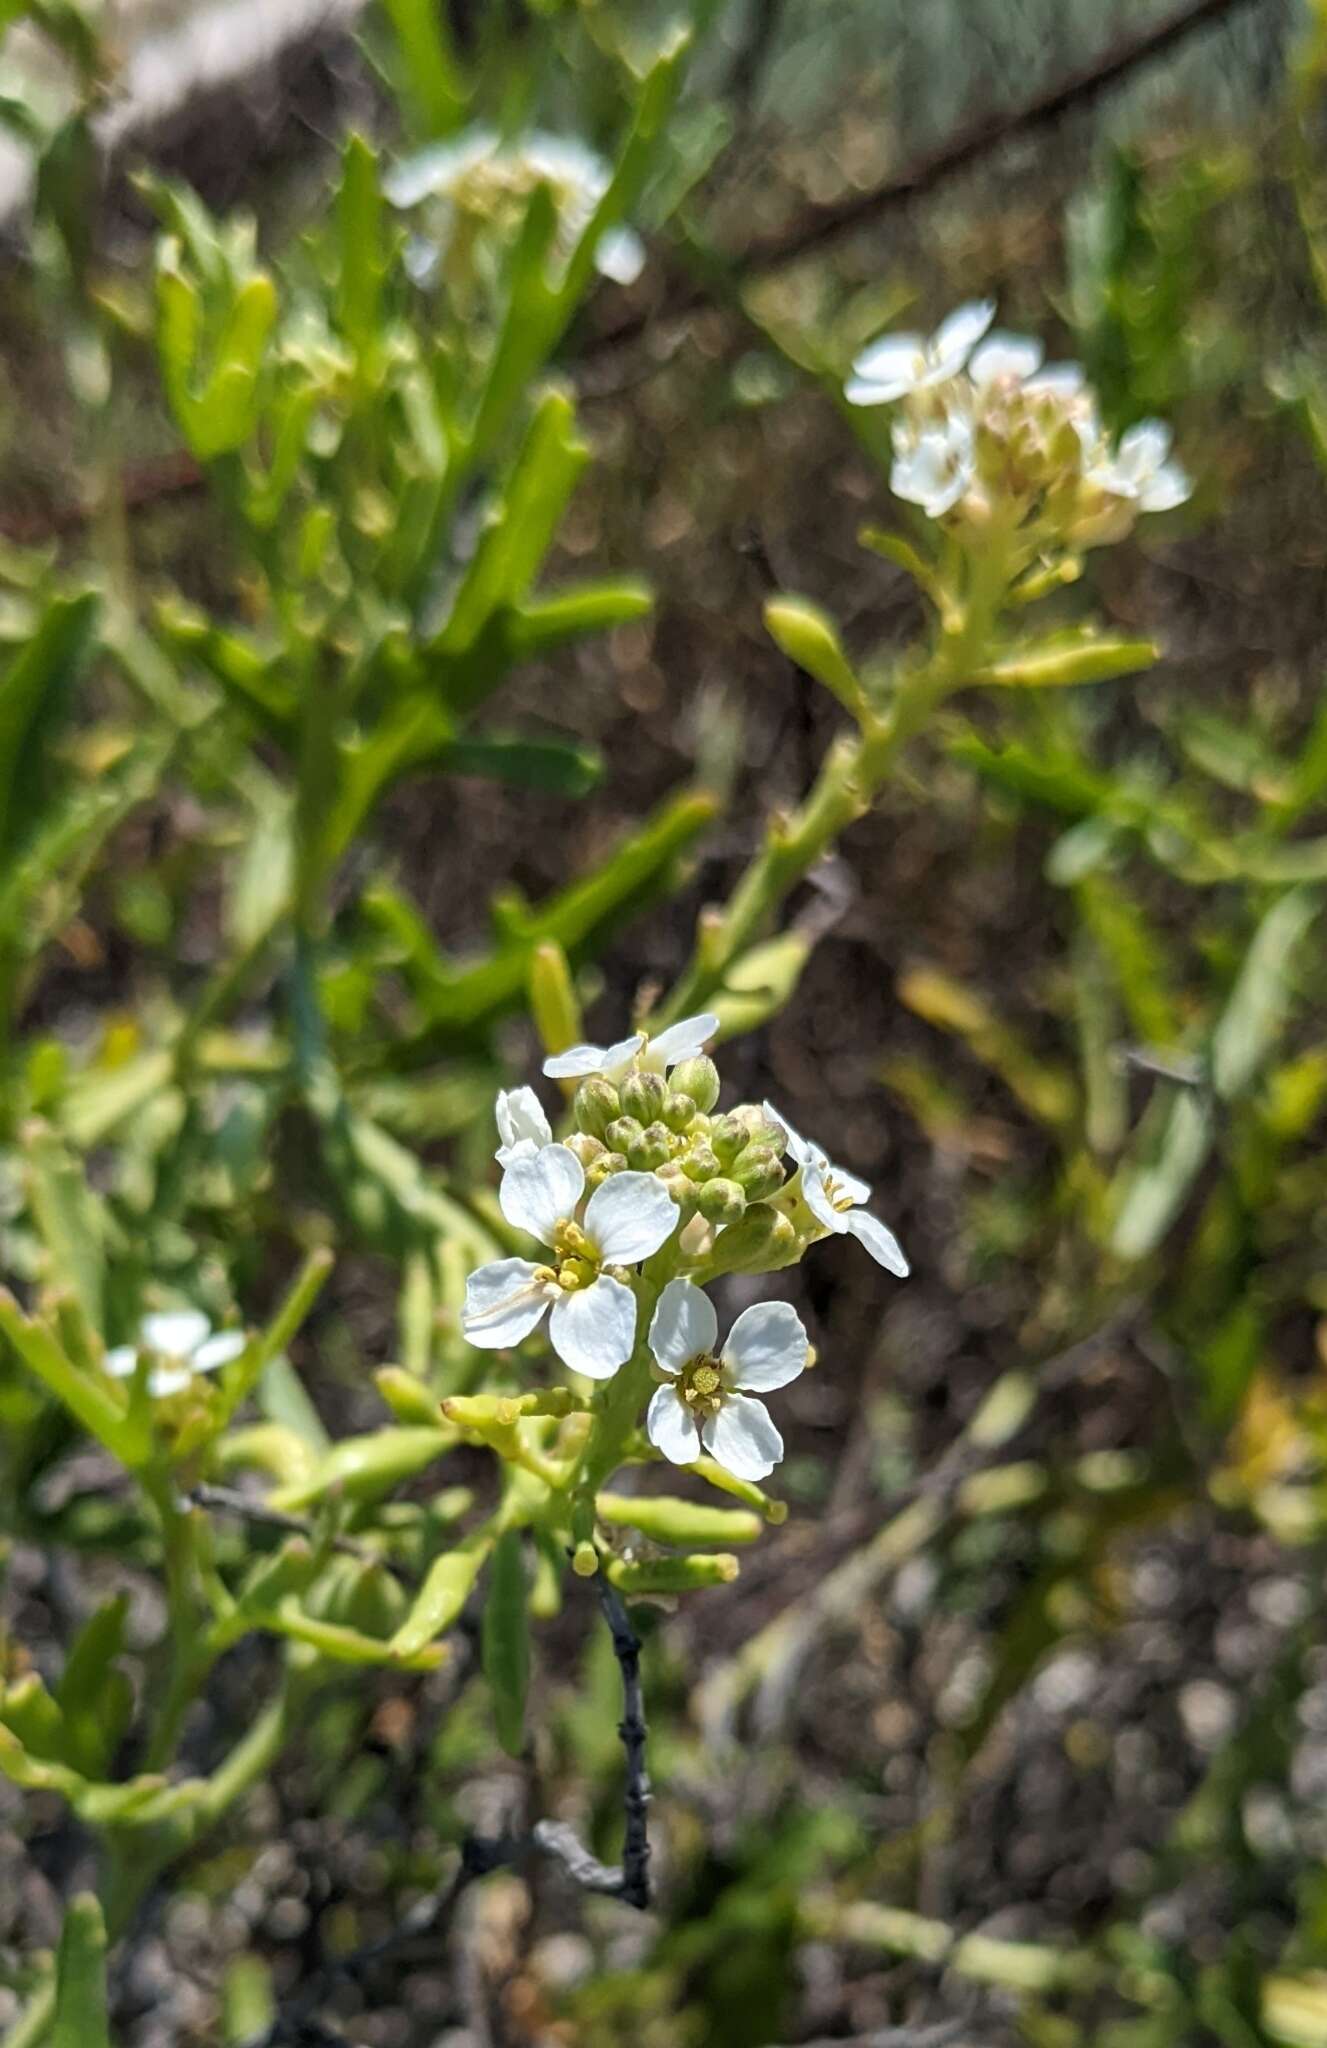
[678,1352,725,1418]
[817,1160,855,1214]
[537,1220,601,1294]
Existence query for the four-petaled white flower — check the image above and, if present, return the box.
[1089,419,1190,513]
[645,1278,807,1480]
[104,1312,246,1398]
[385,126,644,286]
[890,413,976,519]
[543,1011,720,1084]
[494,1086,552,1169]
[462,1145,678,1378]
[766,1103,909,1276]
[845,299,995,407]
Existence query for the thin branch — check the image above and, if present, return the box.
[585,0,1270,357]
[595,1574,652,1908]
[184,1481,410,1578]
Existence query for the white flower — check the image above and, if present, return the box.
[104,1311,246,1398]
[462,1145,678,1378]
[543,1012,720,1084]
[495,1086,553,1169]
[645,1278,807,1480]
[1025,361,1087,400]
[385,126,644,286]
[845,299,995,407]
[890,412,976,519]
[1090,419,1190,513]
[765,1103,909,1277]
[969,331,1043,389]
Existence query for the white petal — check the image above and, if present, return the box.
[585,1171,679,1264]
[845,1208,910,1277]
[543,1033,644,1081]
[462,1258,550,1349]
[1138,461,1190,513]
[801,1159,849,1235]
[891,418,974,518]
[140,1310,211,1359]
[147,1366,194,1397]
[644,1012,720,1072]
[191,1331,248,1374]
[103,1346,137,1379]
[930,298,996,373]
[764,1100,807,1166]
[702,1393,783,1481]
[383,130,497,208]
[646,1384,701,1465]
[969,333,1042,387]
[549,1275,637,1379]
[595,225,645,285]
[649,1278,718,1375]
[496,1085,551,1152]
[844,375,900,408]
[499,1144,584,1244]
[723,1301,808,1391]
[1117,419,1172,482]
[849,332,927,397]
[1026,360,1085,398]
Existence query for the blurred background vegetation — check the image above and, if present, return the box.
[6,0,1327,2044]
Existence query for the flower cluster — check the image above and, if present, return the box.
[462,1016,908,1481]
[846,300,1190,543]
[104,1311,245,1398]
[385,127,644,290]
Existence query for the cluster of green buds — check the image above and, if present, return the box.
[569,1061,787,1231]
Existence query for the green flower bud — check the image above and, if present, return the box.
[740,1113,787,1154]
[620,1070,667,1124]
[605,1116,644,1155]
[628,1121,673,1171]
[661,1090,698,1134]
[575,1078,619,1138]
[670,1055,720,1113]
[655,1161,696,1209]
[731,1144,785,1201]
[695,1177,746,1226]
[586,1151,628,1187]
[710,1113,749,1166]
[564,1132,606,1169]
[683,1143,721,1183]
[703,1202,798,1277]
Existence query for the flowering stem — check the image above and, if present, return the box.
[568,1276,665,1530]
[653,524,1017,1027]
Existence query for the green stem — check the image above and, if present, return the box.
[654,522,1017,1027]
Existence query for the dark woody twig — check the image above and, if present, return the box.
[248,1572,653,2045]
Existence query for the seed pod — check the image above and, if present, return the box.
[628,1121,672,1170]
[482,1530,530,1758]
[586,1151,628,1187]
[620,1070,667,1123]
[575,1078,619,1138]
[731,1145,785,1201]
[670,1055,720,1112]
[696,1177,746,1225]
[661,1089,698,1134]
[682,1143,721,1183]
[564,1131,606,1169]
[605,1115,644,1155]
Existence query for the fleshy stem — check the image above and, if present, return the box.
[652,520,1018,1027]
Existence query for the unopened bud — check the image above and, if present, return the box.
[575,1078,619,1138]
[564,1132,606,1169]
[683,1143,721,1183]
[661,1090,698,1134]
[586,1151,628,1187]
[605,1116,644,1155]
[696,1177,746,1226]
[670,1055,720,1113]
[710,1113,748,1166]
[620,1070,667,1123]
[628,1121,673,1170]
[741,1114,786,1154]
[731,1145,785,1202]
[703,1202,798,1277]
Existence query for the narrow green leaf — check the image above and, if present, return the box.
[1109,1086,1213,1261]
[437,733,603,796]
[482,1529,530,1757]
[0,589,99,860]
[379,0,469,133]
[971,629,1158,691]
[764,594,865,716]
[23,1120,104,1330]
[1211,888,1320,1101]
[52,1895,110,2048]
